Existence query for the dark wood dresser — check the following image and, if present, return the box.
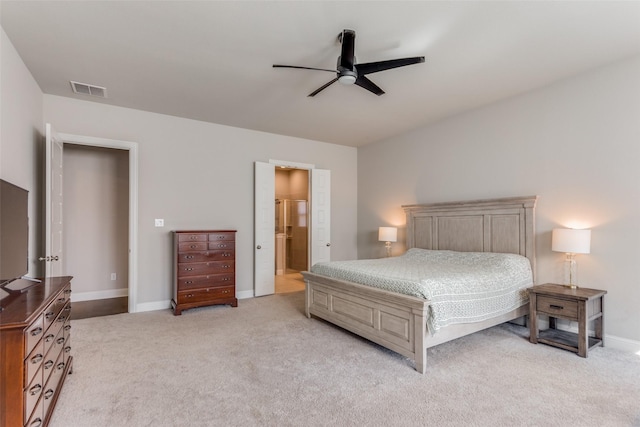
[0,276,73,427]
[171,230,237,315]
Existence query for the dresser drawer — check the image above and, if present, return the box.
[209,232,235,242]
[43,296,63,331]
[43,315,64,357]
[25,340,44,389]
[536,295,578,320]
[178,242,208,252]
[177,261,235,277]
[25,314,45,357]
[178,250,235,263]
[177,233,208,243]
[42,351,65,420]
[178,273,235,290]
[177,286,235,304]
[25,391,45,427]
[208,241,235,250]
[24,367,44,423]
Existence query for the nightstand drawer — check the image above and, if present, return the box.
[537,295,578,319]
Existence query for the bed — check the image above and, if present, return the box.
[302,196,537,373]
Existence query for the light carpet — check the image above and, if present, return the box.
[50,291,640,427]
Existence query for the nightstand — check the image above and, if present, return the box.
[529,283,606,357]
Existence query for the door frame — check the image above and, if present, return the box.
[58,132,139,313]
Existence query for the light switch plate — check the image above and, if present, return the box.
[155,218,164,227]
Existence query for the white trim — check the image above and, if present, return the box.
[71,288,128,302]
[269,159,315,169]
[58,132,139,313]
[553,321,640,354]
[237,290,254,299]
[136,300,171,313]
[605,334,640,354]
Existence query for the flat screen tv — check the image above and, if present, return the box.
[0,179,29,286]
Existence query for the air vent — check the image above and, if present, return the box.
[70,81,107,98]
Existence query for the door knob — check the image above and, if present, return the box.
[39,256,50,262]
[256,245,262,249]
[326,243,331,247]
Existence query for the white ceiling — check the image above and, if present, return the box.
[2,1,640,147]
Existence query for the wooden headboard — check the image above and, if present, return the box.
[402,196,538,281]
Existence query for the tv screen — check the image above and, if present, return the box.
[0,179,29,285]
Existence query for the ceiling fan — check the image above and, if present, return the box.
[273,29,425,97]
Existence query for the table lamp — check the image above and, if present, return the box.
[378,227,397,257]
[551,228,591,289]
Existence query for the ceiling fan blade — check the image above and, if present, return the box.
[354,76,385,96]
[273,64,336,73]
[355,56,425,76]
[308,78,338,97]
[338,29,356,70]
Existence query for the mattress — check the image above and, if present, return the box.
[310,248,533,333]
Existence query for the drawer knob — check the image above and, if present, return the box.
[64,346,71,353]
[550,304,564,310]
[45,333,55,342]
[30,327,43,337]
[31,354,44,364]
[30,383,42,396]
[64,325,72,331]
[57,337,65,345]
[44,389,55,399]
[45,311,55,320]
[44,360,54,370]
[30,418,43,427]
[56,362,65,371]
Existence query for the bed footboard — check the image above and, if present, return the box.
[303,271,430,374]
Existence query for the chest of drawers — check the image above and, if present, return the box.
[0,276,73,427]
[171,230,238,315]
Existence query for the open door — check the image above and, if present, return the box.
[254,162,275,296]
[311,169,331,266]
[43,123,64,278]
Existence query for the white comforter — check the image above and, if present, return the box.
[310,248,533,333]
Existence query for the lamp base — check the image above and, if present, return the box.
[385,241,392,257]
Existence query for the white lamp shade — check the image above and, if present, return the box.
[552,228,591,254]
[378,227,397,243]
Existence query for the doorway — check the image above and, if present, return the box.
[254,161,330,297]
[274,168,308,294]
[56,130,139,313]
[64,144,129,318]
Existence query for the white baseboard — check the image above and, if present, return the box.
[135,299,171,313]
[71,288,128,302]
[237,290,254,299]
[135,293,253,313]
[605,334,640,354]
[551,321,640,354]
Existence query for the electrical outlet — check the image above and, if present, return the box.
[111,273,117,281]
[155,218,164,227]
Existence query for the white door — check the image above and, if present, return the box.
[254,162,275,296]
[43,123,64,278]
[311,169,331,266]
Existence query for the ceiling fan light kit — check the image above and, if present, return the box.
[274,29,425,97]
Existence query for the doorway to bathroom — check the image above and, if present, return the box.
[274,167,308,294]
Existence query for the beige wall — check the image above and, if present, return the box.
[0,28,44,278]
[357,55,640,344]
[43,95,358,308]
[63,144,129,297]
